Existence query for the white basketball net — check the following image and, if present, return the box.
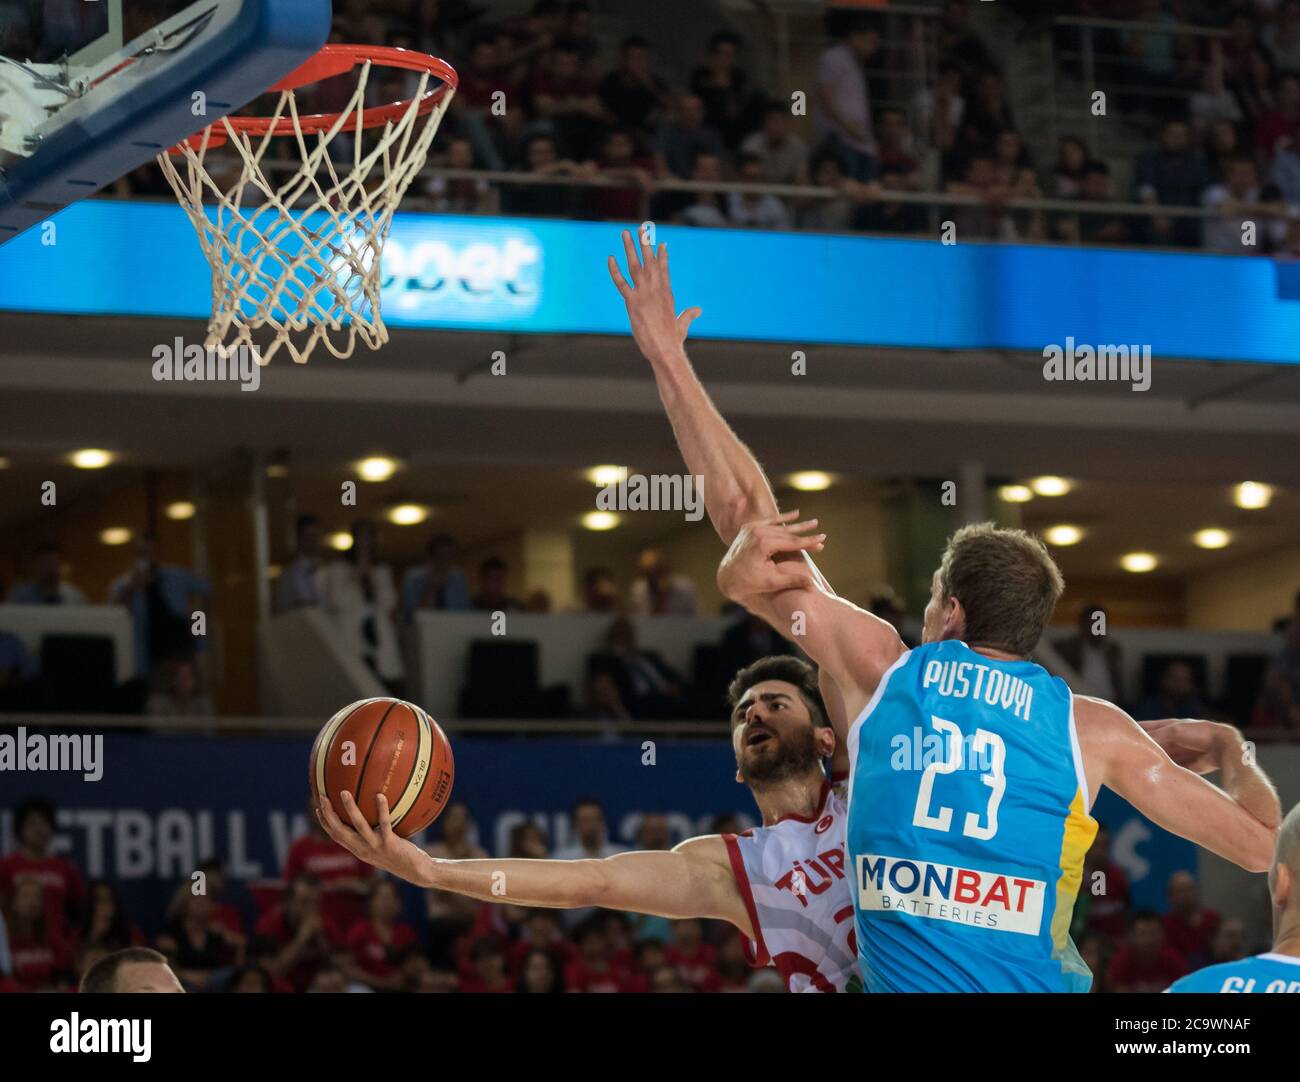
[157,61,453,364]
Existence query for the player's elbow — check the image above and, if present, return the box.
[1241,822,1278,874]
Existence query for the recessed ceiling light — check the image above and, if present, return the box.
[71,449,113,469]
[1193,528,1231,550]
[582,511,620,531]
[1029,476,1072,497]
[998,484,1033,504]
[266,463,289,479]
[165,501,196,521]
[585,465,627,486]
[1233,482,1272,510]
[1044,524,1083,546]
[0,456,10,469]
[1120,552,1158,573]
[386,503,428,526]
[328,531,354,551]
[788,471,834,492]
[100,527,132,546]
[357,456,399,482]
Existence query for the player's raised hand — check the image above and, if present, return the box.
[608,228,702,365]
[317,791,435,888]
[717,510,825,604]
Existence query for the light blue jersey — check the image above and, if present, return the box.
[1167,953,1300,993]
[846,640,1097,992]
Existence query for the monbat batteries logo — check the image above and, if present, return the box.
[380,231,543,319]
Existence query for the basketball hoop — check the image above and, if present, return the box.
[157,45,457,364]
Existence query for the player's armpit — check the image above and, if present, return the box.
[1078,698,1277,873]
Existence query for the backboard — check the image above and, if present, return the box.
[0,1,332,244]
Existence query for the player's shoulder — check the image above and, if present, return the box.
[1165,955,1280,993]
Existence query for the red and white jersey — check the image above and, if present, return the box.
[723,779,859,993]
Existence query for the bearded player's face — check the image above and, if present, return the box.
[730,680,821,785]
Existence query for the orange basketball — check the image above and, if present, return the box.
[310,697,454,838]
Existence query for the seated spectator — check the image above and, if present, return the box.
[1134,120,1210,248]
[740,101,809,186]
[555,796,626,861]
[285,799,376,930]
[677,152,730,228]
[77,880,144,955]
[1204,118,1244,182]
[1055,603,1124,705]
[460,936,514,992]
[813,12,881,183]
[4,878,73,991]
[690,31,762,148]
[1201,156,1284,253]
[664,917,720,991]
[1052,136,1092,200]
[471,556,520,612]
[425,136,499,214]
[561,1,599,67]
[912,62,965,159]
[946,154,1008,240]
[146,655,215,717]
[654,93,726,180]
[109,533,211,681]
[516,946,566,992]
[629,548,698,615]
[587,617,690,721]
[1081,824,1131,940]
[226,964,274,992]
[274,514,325,613]
[1161,870,1221,969]
[507,821,550,860]
[503,133,592,218]
[598,36,671,139]
[448,33,520,171]
[165,859,243,938]
[528,37,605,161]
[341,879,418,992]
[0,799,85,937]
[588,128,655,221]
[1265,0,1300,75]
[1257,72,1300,159]
[1076,932,1110,994]
[727,153,791,229]
[960,71,1017,159]
[1071,162,1133,245]
[8,542,86,604]
[1190,42,1243,135]
[586,670,632,723]
[156,889,241,992]
[579,566,619,612]
[401,534,472,619]
[715,933,751,992]
[252,874,344,994]
[322,518,405,694]
[1253,601,1300,729]
[1120,0,1182,90]
[797,154,859,232]
[1136,660,1207,721]
[1208,917,1248,965]
[509,909,578,978]
[718,612,795,683]
[424,803,489,921]
[1107,910,1187,992]
[564,914,633,992]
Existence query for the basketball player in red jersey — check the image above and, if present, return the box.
[319,653,860,993]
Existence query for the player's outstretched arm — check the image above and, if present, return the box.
[318,792,753,937]
[608,228,779,545]
[1079,699,1279,873]
[718,512,906,722]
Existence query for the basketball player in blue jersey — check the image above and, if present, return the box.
[604,230,1281,993]
[1168,801,1300,993]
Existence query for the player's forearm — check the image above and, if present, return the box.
[649,351,778,544]
[1213,725,1282,830]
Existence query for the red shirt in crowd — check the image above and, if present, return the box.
[1107,944,1188,993]
[1084,861,1131,938]
[344,919,417,982]
[0,852,86,935]
[8,927,74,992]
[253,906,344,993]
[665,941,720,991]
[283,835,373,928]
[1162,908,1221,964]
[564,958,635,993]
